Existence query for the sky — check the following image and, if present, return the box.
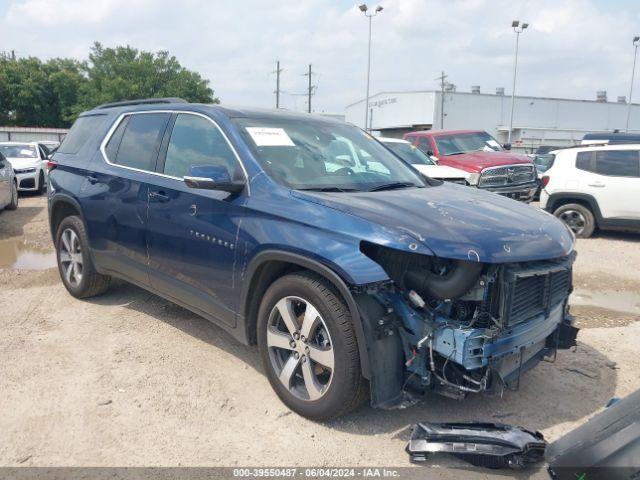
[1,0,639,113]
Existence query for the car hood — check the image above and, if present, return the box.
[438,151,533,173]
[292,183,574,263]
[413,164,469,180]
[6,157,40,169]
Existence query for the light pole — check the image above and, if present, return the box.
[626,36,640,132]
[508,20,528,144]
[360,4,383,131]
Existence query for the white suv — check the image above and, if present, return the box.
[540,144,640,238]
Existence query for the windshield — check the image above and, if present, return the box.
[234,117,426,192]
[0,145,37,159]
[435,132,503,156]
[383,142,435,166]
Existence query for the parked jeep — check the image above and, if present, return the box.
[403,129,539,202]
[48,99,577,420]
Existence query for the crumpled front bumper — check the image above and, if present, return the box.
[479,181,539,203]
[431,302,575,390]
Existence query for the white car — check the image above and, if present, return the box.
[540,144,640,238]
[379,137,470,184]
[0,152,19,211]
[0,142,49,194]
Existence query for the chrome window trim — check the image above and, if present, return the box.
[99,109,250,194]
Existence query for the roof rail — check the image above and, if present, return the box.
[95,97,188,110]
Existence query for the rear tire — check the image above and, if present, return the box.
[553,203,595,238]
[257,272,366,420]
[6,180,18,210]
[55,215,111,298]
[38,171,46,195]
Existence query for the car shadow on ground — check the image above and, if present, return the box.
[88,281,617,438]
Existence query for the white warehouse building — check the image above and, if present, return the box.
[345,89,640,152]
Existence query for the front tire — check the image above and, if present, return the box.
[554,203,595,238]
[55,215,111,298]
[257,272,366,420]
[6,180,18,210]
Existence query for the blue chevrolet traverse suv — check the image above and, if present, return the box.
[48,98,578,420]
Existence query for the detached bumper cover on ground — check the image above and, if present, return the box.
[407,422,547,469]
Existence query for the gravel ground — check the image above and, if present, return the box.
[0,196,638,477]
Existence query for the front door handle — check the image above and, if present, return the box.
[588,183,606,188]
[149,190,170,203]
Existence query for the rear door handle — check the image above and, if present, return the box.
[86,175,99,185]
[588,183,606,188]
[149,190,170,203]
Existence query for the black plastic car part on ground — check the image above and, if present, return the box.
[406,422,546,469]
[546,388,640,480]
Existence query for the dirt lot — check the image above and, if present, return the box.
[1,195,639,476]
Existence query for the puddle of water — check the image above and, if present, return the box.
[0,238,57,270]
[572,288,640,315]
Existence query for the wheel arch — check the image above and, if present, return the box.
[239,250,372,379]
[49,194,84,243]
[545,192,603,226]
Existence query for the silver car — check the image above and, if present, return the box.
[0,142,48,194]
[0,151,18,211]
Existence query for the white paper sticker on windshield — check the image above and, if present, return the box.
[20,149,34,155]
[246,127,295,147]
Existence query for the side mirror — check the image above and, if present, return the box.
[184,165,244,193]
[426,150,434,156]
[503,143,512,150]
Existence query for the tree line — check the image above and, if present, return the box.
[0,42,218,128]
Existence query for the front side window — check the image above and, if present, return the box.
[234,117,425,191]
[435,132,503,156]
[111,113,170,171]
[163,114,240,179]
[595,150,640,177]
[384,142,434,165]
[0,144,37,159]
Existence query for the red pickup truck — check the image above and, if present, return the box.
[403,129,538,202]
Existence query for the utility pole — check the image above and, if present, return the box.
[303,64,313,113]
[508,20,529,144]
[359,4,384,131]
[436,71,448,129]
[273,60,283,108]
[626,36,640,132]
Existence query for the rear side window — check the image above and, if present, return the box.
[575,151,594,172]
[595,150,640,177]
[58,115,107,154]
[163,113,240,179]
[110,113,170,171]
[104,116,130,161]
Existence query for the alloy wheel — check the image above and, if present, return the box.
[558,209,586,236]
[267,296,335,401]
[59,228,83,287]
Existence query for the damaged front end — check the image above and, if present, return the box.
[356,243,579,407]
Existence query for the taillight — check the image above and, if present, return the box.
[47,161,57,171]
[541,175,550,187]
